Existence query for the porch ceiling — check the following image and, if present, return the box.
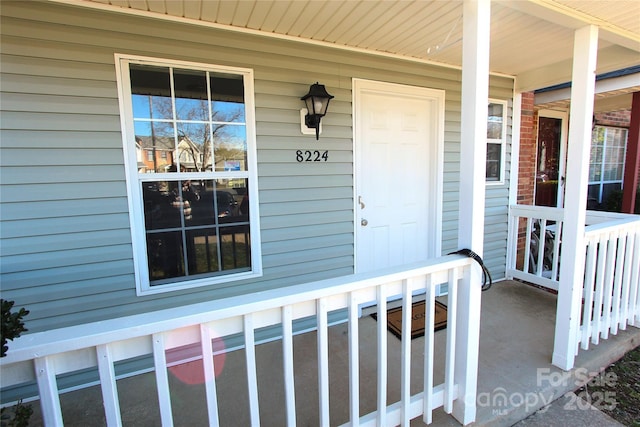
[63,0,639,92]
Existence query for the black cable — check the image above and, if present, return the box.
[449,249,493,291]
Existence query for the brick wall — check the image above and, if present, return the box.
[518,92,536,205]
[594,110,631,128]
[516,92,536,268]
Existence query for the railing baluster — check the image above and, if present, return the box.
[523,218,533,274]
[348,293,360,426]
[376,285,388,426]
[400,279,412,426]
[551,222,562,281]
[34,356,64,426]
[592,237,608,345]
[317,297,330,427]
[281,305,297,427]
[200,323,220,427]
[423,275,435,425]
[630,230,640,326]
[618,230,634,330]
[96,344,122,427]
[536,220,547,277]
[611,232,627,335]
[444,269,458,414]
[152,333,174,427]
[581,239,598,349]
[243,314,260,426]
[602,232,617,339]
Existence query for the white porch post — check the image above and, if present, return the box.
[552,25,599,371]
[453,0,490,423]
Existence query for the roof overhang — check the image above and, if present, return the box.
[52,0,640,97]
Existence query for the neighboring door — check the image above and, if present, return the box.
[354,79,443,274]
[535,110,568,207]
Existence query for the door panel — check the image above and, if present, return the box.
[535,111,568,207]
[355,80,443,273]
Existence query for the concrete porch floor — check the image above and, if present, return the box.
[25,280,640,426]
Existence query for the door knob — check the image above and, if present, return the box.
[361,219,368,226]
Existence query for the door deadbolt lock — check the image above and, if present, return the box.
[361,219,368,226]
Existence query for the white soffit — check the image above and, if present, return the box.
[56,0,640,92]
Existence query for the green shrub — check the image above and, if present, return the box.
[1,300,32,427]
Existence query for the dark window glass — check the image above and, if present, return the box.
[486,143,501,181]
[142,179,250,285]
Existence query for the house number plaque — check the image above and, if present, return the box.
[296,150,329,162]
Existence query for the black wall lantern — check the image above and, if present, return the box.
[301,82,334,140]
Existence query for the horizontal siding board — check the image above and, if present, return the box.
[257,135,354,151]
[0,230,132,257]
[7,275,133,304]
[1,244,133,274]
[258,175,353,190]
[1,73,117,98]
[0,197,129,220]
[0,130,123,149]
[0,182,125,203]
[0,54,117,81]
[260,198,353,216]
[0,111,120,132]
[259,187,354,203]
[261,222,354,243]
[1,92,120,115]
[1,150,124,167]
[0,166,126,185]
[0,1,516,333]
[263,244,353,268]
[261,210,353,230]
[262,234,353,256]
[1,213,129,238]
[1,260,134,290]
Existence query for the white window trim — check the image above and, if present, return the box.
[486,98,508,186]
[115,53,262,296]
[589,125,628,203]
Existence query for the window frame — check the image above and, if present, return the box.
[588,125,628,204]
[486,99,508,185]
[115,54,262,295]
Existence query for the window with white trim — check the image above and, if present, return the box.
[116,55,261,294]
[486,100,507,183]
[589,125,628,205]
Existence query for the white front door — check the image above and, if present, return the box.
[354,79,444,274]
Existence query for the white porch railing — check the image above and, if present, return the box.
[506,205,564,291]
[507,205,640,358]
[580,212,640,350]
[1,255,480,426]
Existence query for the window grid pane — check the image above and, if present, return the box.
[588,125,628,204]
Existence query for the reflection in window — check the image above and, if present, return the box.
[588,126,628,206]
[142,179,250,285]
[486,101,507,182]
[129,64,248,174]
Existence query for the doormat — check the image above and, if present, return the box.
[372,300,447,340]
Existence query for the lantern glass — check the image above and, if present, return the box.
[300,82,334,139]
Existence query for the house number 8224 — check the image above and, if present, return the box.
[296,150,329,162]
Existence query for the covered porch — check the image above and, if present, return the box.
[12,279,640,426]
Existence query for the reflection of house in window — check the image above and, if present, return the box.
[589,125,628,207]
[135,135,175,172]
[176,136,203,172]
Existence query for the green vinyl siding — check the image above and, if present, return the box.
[0,1,514,332]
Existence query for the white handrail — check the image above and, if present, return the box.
[1,255,480,426]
